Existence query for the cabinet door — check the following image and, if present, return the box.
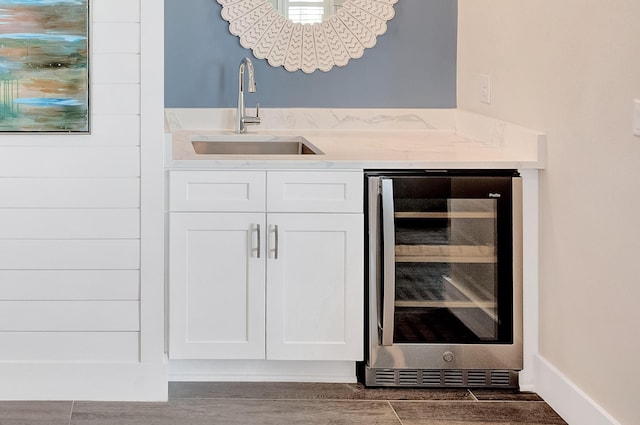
[169,213,266,359]
[267,171,363,213]
[169,170,266,212]
[266,213,364,361]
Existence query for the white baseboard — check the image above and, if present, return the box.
[169,360,357,383]
[535,355,620,425]
[0,362,168,401]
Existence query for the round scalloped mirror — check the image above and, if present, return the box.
[217,0,398,73]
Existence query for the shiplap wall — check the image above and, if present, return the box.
[0,0,142,364]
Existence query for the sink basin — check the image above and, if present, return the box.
[191,135,323,155]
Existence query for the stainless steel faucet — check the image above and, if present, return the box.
[236,57,260,134]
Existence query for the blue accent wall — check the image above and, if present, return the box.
[165,0,457,108]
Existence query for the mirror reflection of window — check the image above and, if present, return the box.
[269,0,344,24]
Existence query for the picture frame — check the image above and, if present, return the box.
[0,0,89,133]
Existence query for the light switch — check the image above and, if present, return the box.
[634,99,640,137]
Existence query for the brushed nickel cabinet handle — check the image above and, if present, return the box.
[256,223,261,259]
[274,224,279,260]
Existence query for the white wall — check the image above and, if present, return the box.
[458,1,640,424]
[0,0,166,400]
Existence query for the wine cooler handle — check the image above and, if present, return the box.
[380,178,396,346]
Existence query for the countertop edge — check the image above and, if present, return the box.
[164,109,546,170]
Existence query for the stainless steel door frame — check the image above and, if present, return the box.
[366,176,383,356]
[366,175,523,371]
[380,178,396,346]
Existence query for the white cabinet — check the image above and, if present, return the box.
[266,213,363,360]
[168,170,364,362]
[168,213,266,359]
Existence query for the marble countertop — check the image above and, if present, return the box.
[165,108,546,170]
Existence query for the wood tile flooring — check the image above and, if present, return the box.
[0,382,568,425]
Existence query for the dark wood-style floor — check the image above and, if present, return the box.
[0,382,568,424]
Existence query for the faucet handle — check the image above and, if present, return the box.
[243,103,261,127]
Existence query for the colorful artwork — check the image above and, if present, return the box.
[0,0,88,132]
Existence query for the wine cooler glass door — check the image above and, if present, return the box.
[380,175,515,345]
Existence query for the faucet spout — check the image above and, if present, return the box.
[236,57,260,134]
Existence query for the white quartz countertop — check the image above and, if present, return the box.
[165,109,546,170]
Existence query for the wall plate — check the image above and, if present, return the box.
[480,74,491,104]
[633,99,640,137]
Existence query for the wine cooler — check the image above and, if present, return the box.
[364,170,523,388]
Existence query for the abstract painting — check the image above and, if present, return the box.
[0,0,88,132]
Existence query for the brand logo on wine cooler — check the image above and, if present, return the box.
[489,193,502,198]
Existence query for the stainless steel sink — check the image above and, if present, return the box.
[191,135,323,155]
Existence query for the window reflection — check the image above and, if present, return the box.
[269,0,345,24]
